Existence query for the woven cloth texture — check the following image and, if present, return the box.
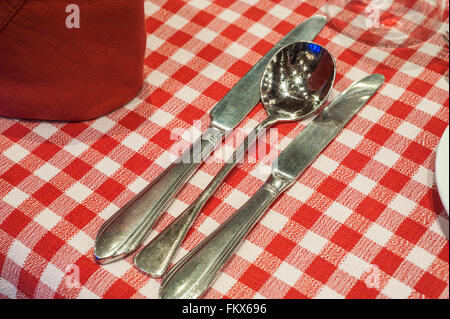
[0,0,448,299]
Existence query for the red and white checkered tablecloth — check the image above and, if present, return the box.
[0,0,448,299]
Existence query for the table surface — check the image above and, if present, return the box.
[0,0,449,299]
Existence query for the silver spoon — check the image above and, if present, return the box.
[133,41,336,278]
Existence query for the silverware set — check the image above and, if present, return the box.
[134,41,336,277]
[95,15,385,298]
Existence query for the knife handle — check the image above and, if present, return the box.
[94,126,224,264]
[160,174,292,299]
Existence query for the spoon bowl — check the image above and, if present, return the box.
[261,41,335,121]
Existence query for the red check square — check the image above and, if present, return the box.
[33,184,62,207]
[0,209,31,237]
[372,247,403,276]
[240,265,271,292]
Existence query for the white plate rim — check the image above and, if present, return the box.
[435,126,449,214]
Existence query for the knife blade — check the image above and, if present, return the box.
[160,74,385,299]
[94,15,328,264]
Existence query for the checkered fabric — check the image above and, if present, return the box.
[0,0,448,299]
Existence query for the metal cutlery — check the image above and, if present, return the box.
[134,41,336,277]
[94,15,329,264]
[159,73,385,299]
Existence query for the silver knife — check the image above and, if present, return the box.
[160,74,385,299]
[94,15,328,264]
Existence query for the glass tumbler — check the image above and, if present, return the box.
[325,0,447,47]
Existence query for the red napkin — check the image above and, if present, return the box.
[0,0,146,121]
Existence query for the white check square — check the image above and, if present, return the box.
[248,23,271,38]
[400,61,424,78]
[102,259,133,278]
[236,240,263,263]
[99,203,119,220]
[365,47,389,63]
[68,231,95,254]
[300,231,327,255]
[224,189,249,209]
[34,208,61,231]
[218,9,240,23]
[269,5,291,20]
[66,182,92,203]
[122,132,148,152]
[3,188,28,208]
[40,263,65,291]
[346,67,368,82]
[416,98,441,116]
[146,70,170,87]
[395,121,421,140]
[0,278,17,299]
[64,139,88,157]
[195,28,218,44]
[201,64,226,81]
[175,86,201,104]
[4,144,29,162]
[94,157,121,177]
[166,198,189,217]
[325,202,353,223]
[274,262,302,286]
[413,166,433,188]
[189,0,210,10]
[33,123,58,139]
[166,15,189,30]
[374,147,400,167]
[339,253,369,278]
[358,105,385,123]
[211,273,237,295]
[7,240,31,267]
[261,210,289,233]
[150,109,174,127]
[382,277,412,299]
[225,42,248,59]
[287,182,314,203]
[128,176,148,195]
[124,98,143,111]
[146,34,165,52]
[78,287,100,299]
[350,174,376,195]
[91,117,116,134]
[406,246,435,270]
[312,155,340,175]
[35,163,60,182]
[316,286,345,299]
[389,194,417,217]
[198,217,221,236]
[171,48,195,65]
[336,129,363,149]
[381,83,405,100]
[365,223,393,246]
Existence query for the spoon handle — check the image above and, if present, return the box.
[160,174,292,299]
[134,117,277,277]
[94,126,224,264]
